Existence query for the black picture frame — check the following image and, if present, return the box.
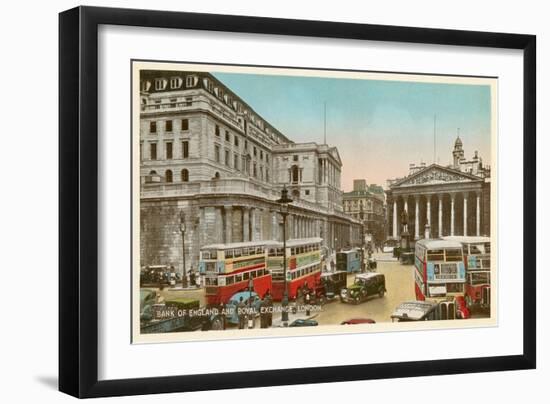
[59,6,536,398]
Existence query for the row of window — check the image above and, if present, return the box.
[149,119,189,133]
[151,169,189,183]
[214,124,270,163]
[213,144,270,182]
[144,141,189,160]
[140,75,198,92]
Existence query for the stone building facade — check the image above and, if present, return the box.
[139,70,361,273]
[343,180,386,246]
[386,137,491,240]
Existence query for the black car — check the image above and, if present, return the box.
[289,318,318,327]
[340,273,386,304]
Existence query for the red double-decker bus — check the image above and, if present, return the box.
[198,241,272,305]
[266,237,323,301]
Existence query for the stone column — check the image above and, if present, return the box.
[393,200,398,238]
[463,194,468,236]
[224,206,233,244]
[243,207,250,241]
[450,194,455,236]
[438,195,443,237]
[476,191,481,236]
[271,211,278,240]
[415,196,420,239]
[426,197,431,228]
[215,207,224,243]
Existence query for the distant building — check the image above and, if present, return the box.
[343,180,386,245]
[139,70,361,272]
[386,137,490,240]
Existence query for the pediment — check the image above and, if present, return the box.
[392,164,482,188]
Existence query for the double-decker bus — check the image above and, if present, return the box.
[266,237,323,301]
[443,236,491,311]
[414,239,467,319]
[198,241,272,306]
[336,249,361,273]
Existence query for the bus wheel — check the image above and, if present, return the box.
[318,295,326,306]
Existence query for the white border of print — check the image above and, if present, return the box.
[98,24,522,381]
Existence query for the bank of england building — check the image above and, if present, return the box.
[139,70,362,272]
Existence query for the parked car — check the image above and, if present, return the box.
[340,273,386,304]
[140,265,181,286]
[289,318,318,327]
[139,288,157,323]
[390,301,440,322]
[224,291,262,325]
[320,270,348,299]
[341,318,376,325]
[382,239,398,254]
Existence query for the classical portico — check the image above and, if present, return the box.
[386,164,490,239]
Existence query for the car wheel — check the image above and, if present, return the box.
[318,295,326,306]
[354,296,360,304]
[378,288,385,298]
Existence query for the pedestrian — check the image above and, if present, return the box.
[219,302,227,330]
[237,296,246,329]
[305,289,311,316]
[264,289,273,327]
[189,269,196,287]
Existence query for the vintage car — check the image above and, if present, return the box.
[382,239,398,254]
[139,288,157,323]
[341,318,376,325]
[140,265,181,286]
[390,301,440,322]
[140,297,206,333]
[339,273,386,304]
[289,318,318,327]
[224,291,263,325]
[320,270,348,299]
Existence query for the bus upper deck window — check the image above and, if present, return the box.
[445,249,463,261]
[427,249,445,261]
[234,249,242,258]
[226,250,234,259]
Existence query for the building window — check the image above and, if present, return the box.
[185,97,193,106]
[260,150,263,160]
[165,120,173,132]
[186,75,196,87]
[253,147,257,157]
[182,141,189,158]
[215,125,220,136]
[305,190,310,196]
[265,169,269,182]
[166,142,173,159]
[181,119,189,131]
[260,166,264,181]
[150,121,157,133]
[154,79,166,90]
[291,165,299,183]
[244,140,248,150]
[225,150,230,166]
[234,136,239,147]
[170,77,181,89]
[253,163,257,178]
[214,145,220,163]
[266,154,269,164]
[293,155,298,162]
[234,154,239,170]
[165,170,173,183]
[150,143,157,160]
[181,169,189,182]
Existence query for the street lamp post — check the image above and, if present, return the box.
[359,205,365,272]
[277,186,293,325]
[179,211,187,288]
[248,277,254,329]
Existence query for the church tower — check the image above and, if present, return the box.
[453,136,464,168]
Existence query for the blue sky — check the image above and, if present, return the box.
[213,71,492,191]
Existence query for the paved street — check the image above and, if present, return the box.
[150,252,417,327]
[315,254,415,325]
